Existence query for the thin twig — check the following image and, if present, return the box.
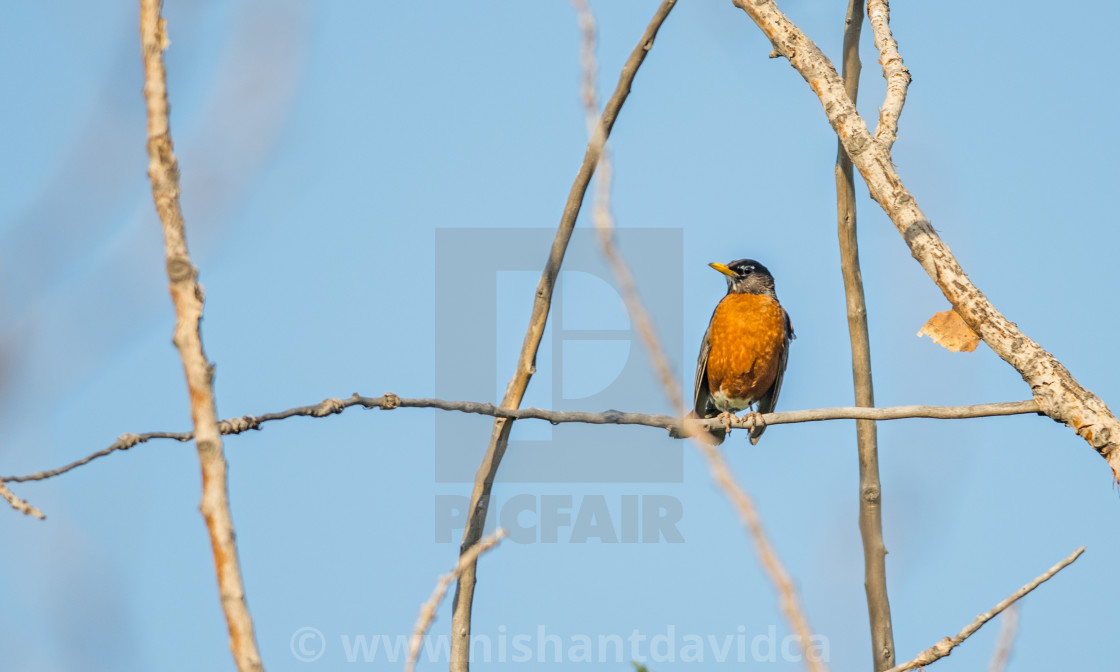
[3,432,186,483]
[884,547,1085,672]
[449,4,678,670]
[0,481,44,519]
[1,396,1042,485]
[834,0,895,669]
[730,0,1120,484]
[406,530,506,672]
[987,605,1018,672]
[139,2,263,670]
[866,0,910,148]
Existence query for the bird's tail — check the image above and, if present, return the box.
[669,411,726,446]
[748,423,766,445]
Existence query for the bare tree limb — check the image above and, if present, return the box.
[139,2,263,670]
[449,3,678,670]
[834,1,895,669]
[0,396,1042,486]
[866,0,909,148]
[884,547,1084,672]
[729,0,1120,484]
[987,605,1018,672]
[407,530,506,672]
[0,481,44,519]
[4,432,189,484]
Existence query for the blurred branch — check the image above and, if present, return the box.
[884,547,1084,672]
[729,0,1120,484]
[139,1,263,670]
[574,4,819,669]
[407,530,506,672]
[449,3,678,670]
[833,0,895,669]
[0,481,44,519]
[1,396,1042,485]
[573,0,683,411]
[987,605,1018,672]
[698,439,826,672]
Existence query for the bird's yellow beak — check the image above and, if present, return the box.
[709,262,737,278]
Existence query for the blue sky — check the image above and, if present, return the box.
[1,1,1118,670]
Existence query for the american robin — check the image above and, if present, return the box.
[678,259,793,445]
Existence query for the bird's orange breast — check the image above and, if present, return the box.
[706,293,787,409]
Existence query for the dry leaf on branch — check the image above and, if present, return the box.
[918,309,981,352]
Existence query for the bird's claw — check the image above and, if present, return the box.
[717,411,737,436]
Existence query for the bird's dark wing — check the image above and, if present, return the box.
[750,309,794,444]
[670,321,725,444]
[669,321,724,443]
[692,322,714,417]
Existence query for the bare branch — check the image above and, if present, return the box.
[987,606,1018,672]
[406,530,506,672]
[139,1,263,670]
[3,432,181,484]
[729,0,1120,484]
[1,396,1042,485]
[0,481,44,519]
[834,0,895,668]
[866,0,910,147]
[884,547,1085,672]
[449,3,678,669]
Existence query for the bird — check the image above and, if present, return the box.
[677,259,793,445]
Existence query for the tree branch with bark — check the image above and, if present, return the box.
[0,481,44,519]
[729,0,1120,484]
[139,1,263,670]
[884,547,1084,672]
[0,396,1043,487]
[835,0,895,668]
[449,4,679,670]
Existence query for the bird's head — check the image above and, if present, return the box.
[709,259,776,297]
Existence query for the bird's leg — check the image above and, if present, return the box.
[744,403,765,435]
[716,405,737,436]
